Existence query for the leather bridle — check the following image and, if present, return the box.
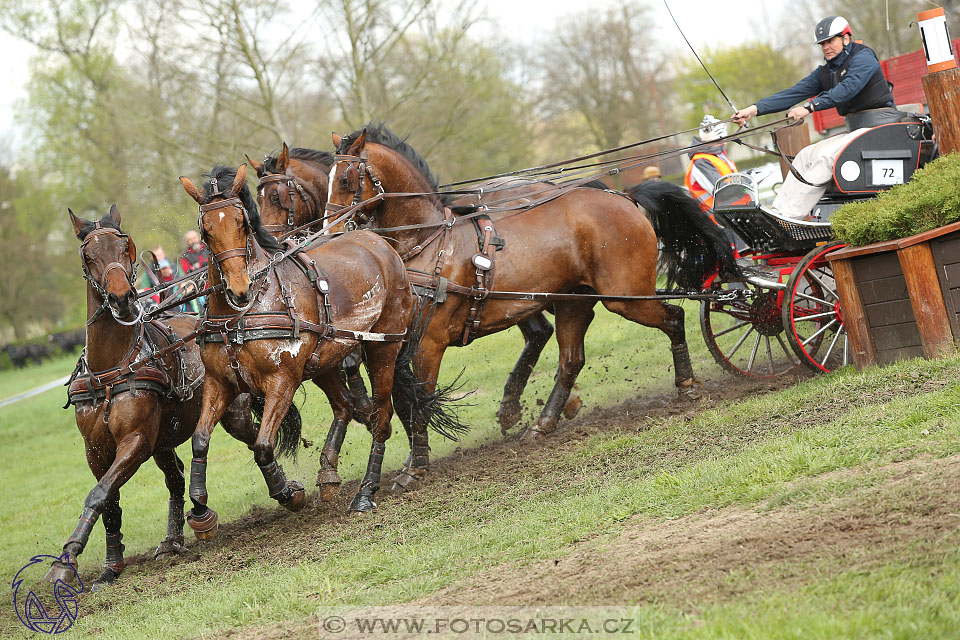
[256,172,314,235]
[79,226,141,326]
[196,186,263,311]
[324,150,385,231]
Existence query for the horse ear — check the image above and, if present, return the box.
[108,204,122,226]
[180,176,204,204]
[345,129,367,156]
[68,208,87,238]
[276,142,290,173]
[229,164,247,197]
[332,132,342,150]
[246,153,265,177]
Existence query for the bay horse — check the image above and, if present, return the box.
[45,206,261,590]
[179,164,460,515]
[325,123,738,488]
[251,142,572,453]
[246,144,375,421]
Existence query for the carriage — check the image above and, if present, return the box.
[698,117,936,379]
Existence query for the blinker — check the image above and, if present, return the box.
[472,254,492,271]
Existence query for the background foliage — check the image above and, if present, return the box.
[0,0,951,339]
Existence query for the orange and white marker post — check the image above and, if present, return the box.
[919,7,960,154]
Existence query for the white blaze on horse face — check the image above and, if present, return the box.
[322,164,339,236]
[218,212,225,222]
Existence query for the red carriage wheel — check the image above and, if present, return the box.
[700,281,801,378]
[782,240,848,373]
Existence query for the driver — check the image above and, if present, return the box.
[733,16,905,219]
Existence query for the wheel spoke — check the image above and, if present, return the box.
[843,333,849,366]
[792,289,836,307]
[747,332,762,371]
[807,268,840,301]
[819,325,843,367]
[727,324,755,359]
[801,319,837,346]
[774,334,800,364]
[714,319,751,338]
[765,336,775,375]
[793,309,835,322]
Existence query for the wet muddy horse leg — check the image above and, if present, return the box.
[313,370,355,502]
[523,301,595,441]
[496,313,554,432]
[46,431,153,587]
[341,347,374,425]
[251,383,306,512]
[186,379,236,539]
[153,449,187,560]
[390,339,446,492]
[348,341,402,513]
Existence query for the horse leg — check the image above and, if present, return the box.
[252,380,306,512]
[313,370,354,502]
[523,301,595,441]
[153,448,187,561]
[496,313,554,433]
[605,299,697,395]
[348,341,401,513]
[341,347,374,426]
[186,378,236,540]
[391,339,447,492]
[46,430,153,587]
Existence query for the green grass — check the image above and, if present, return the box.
[0,304,708,592]
[4,307,959,639]
[0,352,79,400]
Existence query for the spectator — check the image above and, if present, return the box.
[684,115,738,212]
[179,230,208,275]
[642,166,661,182]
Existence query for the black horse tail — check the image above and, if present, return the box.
[627,180,739,290]
[390,307,470,441]
[250,394,302,459]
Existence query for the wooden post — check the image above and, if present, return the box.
[922,68,960,155]
[898,241,957,358]
[919,7,960,154]
[774,123,811,180]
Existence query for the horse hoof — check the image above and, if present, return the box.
[496,402,522,433]
[390,467,426,492]
[318,483,340,503]
[520,428,546,443]
[676,378,701,402]
[91,566,121,592]
[154,538,187,561]
[563,395,582,420]
[348,494,376,514]
[282,483,307,512]
[187,508,219,540]
[44,556,79,585]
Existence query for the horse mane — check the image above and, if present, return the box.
[202,165,283,252]
[340,121,447,205]
[75,213,122,241]
[263,148,334,174]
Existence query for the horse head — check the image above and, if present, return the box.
[70,205,140,323]
[180,164,259,310]
[248,142,329,238]
[324,129,379,233]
